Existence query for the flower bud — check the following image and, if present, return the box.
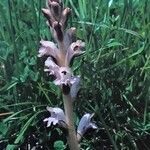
[60,7,71,28]
[53,21,63,42]
[42,8,54,26]
[50,1,62,21]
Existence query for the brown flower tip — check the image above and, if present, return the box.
[42,8,54,26]
[53,21,63,42]
[42,8,51,20]
[50,2,62,21]
[51,2,60,14]
[47,0,63,10]
[61,7,71,28]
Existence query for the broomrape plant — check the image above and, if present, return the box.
[38,0,97,149]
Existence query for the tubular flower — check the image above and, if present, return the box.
[65,40,85,65]
[43,107,66,128]
[77,113,97,140]
[38,40,59,58]
[44,57,74,85]
[44,57,80,96]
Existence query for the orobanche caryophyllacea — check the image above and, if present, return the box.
[38,0,97,149]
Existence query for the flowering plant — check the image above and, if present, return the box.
[39,0,97,149]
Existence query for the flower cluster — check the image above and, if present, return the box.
[38,0,85,96]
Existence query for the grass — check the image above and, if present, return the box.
[0,0,150,149]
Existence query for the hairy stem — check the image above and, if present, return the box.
[63,94,80,150]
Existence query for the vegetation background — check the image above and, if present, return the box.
[0,0,150,149]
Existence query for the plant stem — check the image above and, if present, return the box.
[63,94,80,150]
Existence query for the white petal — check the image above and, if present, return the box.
[53,119,59,125]
[38,47,47,57]
[43,118,49,122]
[47,118,58,127]
[53,67,73,86]
[70,40,85,51]
[88,123,98,130]
[64,27,76,50]
[53,79,61,85]
[45,57,58,68]
[40,40,58,51]
[43,117,58,127]
[44,57,60,79]
[46,106,53,112]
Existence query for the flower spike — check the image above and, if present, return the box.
[39,0,93,149]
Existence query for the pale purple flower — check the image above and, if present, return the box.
[44,57,78,88]
[43,107,66,127]
[77,113,97,137]
[66,40,85,65]
[54,67,72,85]
[38,40,59,59]
[44,57,60,76]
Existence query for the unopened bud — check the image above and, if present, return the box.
[42,8,54,26]
[51,2,62,21]
[42,8,51,19]
[53,21,63,41]
[61,7,71,28]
